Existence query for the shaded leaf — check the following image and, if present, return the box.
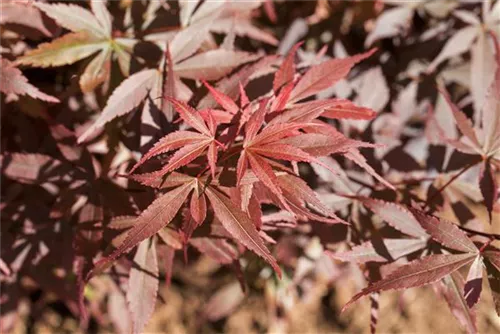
[479,161,498,222]
[0,58,59,103]
[91,182,193,274]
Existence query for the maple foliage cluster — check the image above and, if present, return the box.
[1,1,500,333]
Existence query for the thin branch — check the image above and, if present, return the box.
[457,225,500,241]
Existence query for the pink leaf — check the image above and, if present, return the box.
[189,238,238,264]
[166,97,212,136]
[433,272,478,334]
[163,44,177,122]
[483,256,500,316]
[470,32,497,120]
[481,58,500,155]
[361,199,429,238]
[278,132,372,156]
[277,173,346,223]
[127,238,159,334]
[175,50,260,81]
[345,149,395,190]
[273,41,303,92]
[203,282,245,321]
[0,58,59,103]
[427,26,478,72]
[322,100,377,120]
[246,153,288,211]
[203,80,239,114]
[245,99,269,143]
[155,139,212,176]
[1,153,63,184]
[330,238,427,264]
[289,49,376,103]
[157,228,183,250]
[270,99,370,124]
[0,1,52,36]
[439,86,482,152]
[464,255,483,308]
[365,6,414,47]
[190,191,207,225]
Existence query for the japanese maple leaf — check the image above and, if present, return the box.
[0,57,59,103]
[90,172,281,281]
[15,0,136,92]
[428,1,499,118]
[439,54,500,220]
[130,97,220,178]
[235,100,334,210]
[365,0,459,47]
[150,0,278,46]
[343,207,498,312]
[329,199,430,264]
[265,44,395,190]
[0,0,52,37]
[77,22,259,143]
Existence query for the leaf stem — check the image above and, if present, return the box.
[425,161,477,208]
